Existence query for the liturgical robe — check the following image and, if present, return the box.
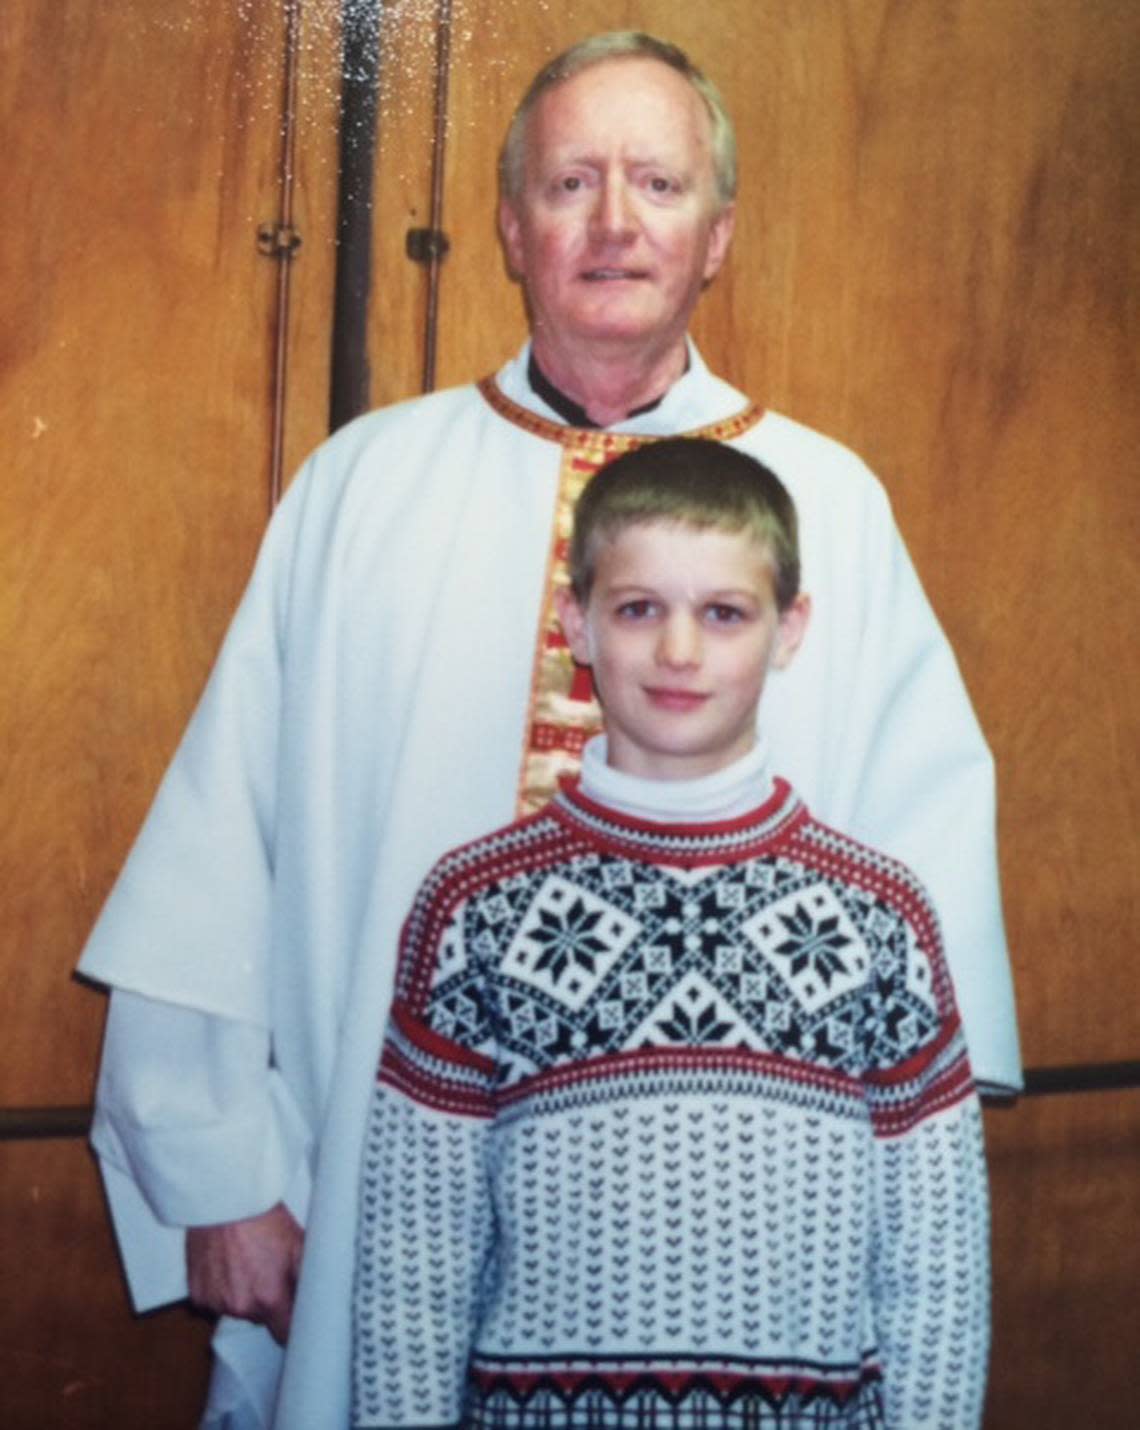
[78,344,1019,1428]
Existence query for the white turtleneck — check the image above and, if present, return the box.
[578,735,775,825]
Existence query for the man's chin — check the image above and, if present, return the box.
[567,307,672,348]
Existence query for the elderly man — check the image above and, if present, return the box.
[80,31,1018,1430]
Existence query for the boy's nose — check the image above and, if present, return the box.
[656,615,701,668]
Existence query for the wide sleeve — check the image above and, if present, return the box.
[352,884,498,1430]
[75,462,320,1307]
[862,889,990,1428]
[75,463,312,1023]
[87,989,312,1309]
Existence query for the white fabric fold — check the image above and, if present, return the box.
[77,341,1019,1429]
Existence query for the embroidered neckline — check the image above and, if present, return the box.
[551,776,805,865]
[476,374,765,451]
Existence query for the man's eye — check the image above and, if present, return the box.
[617,600,657,620]
[647,175,676,194]
[559,175,583,192]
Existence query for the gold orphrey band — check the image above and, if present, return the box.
[476,377,765,816]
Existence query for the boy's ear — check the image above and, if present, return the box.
[554,585,592,665]
[771,593,812,671]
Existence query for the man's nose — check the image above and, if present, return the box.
[657,614,701,668]
[590,175,636,242]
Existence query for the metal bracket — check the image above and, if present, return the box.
[406,226,451,264]
[257,223,303,258]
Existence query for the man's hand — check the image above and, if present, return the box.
[186,1202,304,1345]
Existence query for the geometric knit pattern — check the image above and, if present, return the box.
[354,779,989,1429]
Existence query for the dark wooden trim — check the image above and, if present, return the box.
[328,0,381,433]
[420,0,453,394]
[1021,1060,1140,1098]
[0,1106,92,1141]
[266,0,304,508]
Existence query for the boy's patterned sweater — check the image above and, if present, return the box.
[353,777,989,1429]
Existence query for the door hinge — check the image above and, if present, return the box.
[406,226,451,264]
[257,222,303,258]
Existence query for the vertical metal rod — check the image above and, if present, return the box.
[269,0,303,509]
[329,0,382,433]
[421,0,453,394]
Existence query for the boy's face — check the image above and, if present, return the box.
[557,520,810,781]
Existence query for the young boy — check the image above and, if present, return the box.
[353,439,989,1429]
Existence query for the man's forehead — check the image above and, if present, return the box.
[524,59,714,166]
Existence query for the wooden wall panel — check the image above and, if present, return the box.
[0,1141,211,1429]
[282,0,346,479]
[985,1095,1140,1429]
[369,4,450,406]
[0,0,338,1108]
[1,2,340,1424]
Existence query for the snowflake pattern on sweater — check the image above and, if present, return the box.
[353,779,989,1429]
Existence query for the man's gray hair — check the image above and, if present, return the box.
[499,31,737,210]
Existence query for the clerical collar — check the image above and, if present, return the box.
[527,351,673,429]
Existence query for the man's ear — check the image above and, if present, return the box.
[499,197,525,279]
[771,592,811,671]
[554,585,592,665]
[702,202,736,284]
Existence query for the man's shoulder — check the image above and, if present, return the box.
[317,380,485,463]
[738,407,881,485]
[280,378,509,523]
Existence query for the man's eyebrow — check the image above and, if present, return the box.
[540,148,689,171]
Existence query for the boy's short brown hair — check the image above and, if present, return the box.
[569,438,800,609]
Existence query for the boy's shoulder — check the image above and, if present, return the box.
[789,808,937,912]
[408,801,569,917]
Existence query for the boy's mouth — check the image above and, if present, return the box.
[643,687,710,711]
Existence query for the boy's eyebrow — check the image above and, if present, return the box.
[600,582,764,601]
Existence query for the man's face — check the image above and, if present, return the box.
[500,58,735,363]
[556,521,810,781]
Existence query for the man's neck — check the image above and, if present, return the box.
[529,333,688,428]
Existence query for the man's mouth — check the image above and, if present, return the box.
[581,268,648,282]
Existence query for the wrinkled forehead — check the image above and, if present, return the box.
[524,56,716,170]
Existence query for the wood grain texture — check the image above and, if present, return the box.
[0,1139,211,1428]
[985,1094,1140,1428]
[281,0,344,481]
[0,0,339,1106]
[367,2,445,405]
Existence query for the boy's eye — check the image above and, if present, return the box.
[704,603,747,625]
[616,599,659,620]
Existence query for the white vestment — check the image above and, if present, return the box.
[78,344,1019,1428]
